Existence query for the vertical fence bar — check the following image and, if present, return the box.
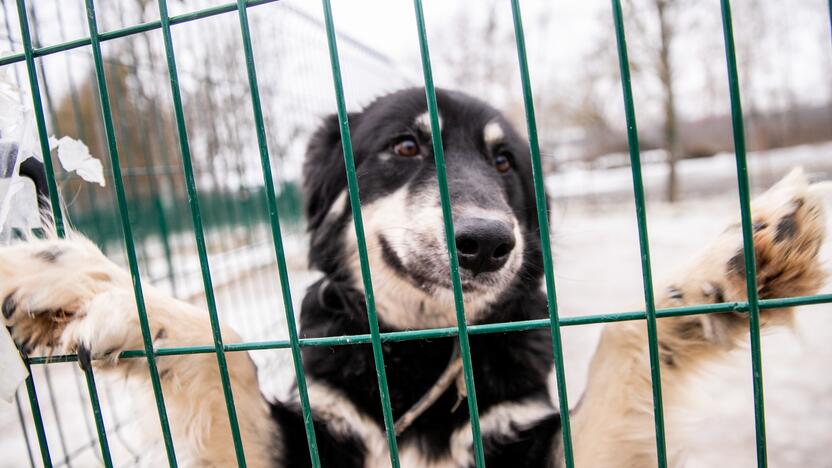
[410,1,485,465]
[26,5,78,465]
[319,1,401,465]
[81,1,180,466]
[2,6,42,465]
[13,0,63,235]
[178,13,255,322]
[14,393,37,468]
[14,0,110,465]
[508,2,574,466]
[21,359,52,467]
[609,1,668,466]
[719,1,767,466]
[44,4,145,457]
[41,370,72,467]
[828,0,832,45]
[80,370,112,467]
[155,0,248,465]
[233,1,322,465]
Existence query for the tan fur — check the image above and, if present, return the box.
[570,169,827,467]
[0,236,278,467]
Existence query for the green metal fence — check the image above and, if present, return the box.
[2,0,831,467]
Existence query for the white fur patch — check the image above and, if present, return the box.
[325,190,349,224]
[309,376,550,468]
[483,121,504,146]
[415,111,443,134]
[450,400,556,466]
[306,381,387,463]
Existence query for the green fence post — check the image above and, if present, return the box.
[155,0,250,465]
[14,0,114,464]
[233,1,322,465]
[319,1,402,465]
[828,0,832,44]
[719,1,768,466]
[13,393,37,468]
[21,358,53,467]
[81,0,181,465]
[410,1,486,465]
[26,5,84,464]
[508,1,574,466]
[609,1,669,466]
[49,8,108,447]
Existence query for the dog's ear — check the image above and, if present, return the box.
[303,112,361,232]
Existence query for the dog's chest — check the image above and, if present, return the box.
[299,280,556,466]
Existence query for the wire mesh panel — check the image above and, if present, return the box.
[0,0,830,467]
[1,1,406,465]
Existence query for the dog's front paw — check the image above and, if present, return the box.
[658,169,826,351]
[1,238,140,366]
[730,168,826,301]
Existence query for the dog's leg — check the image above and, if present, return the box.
[1,236,279,467]
[570,169,827,468]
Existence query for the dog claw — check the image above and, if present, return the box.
[2,293,16,319]
[77,344,91,371]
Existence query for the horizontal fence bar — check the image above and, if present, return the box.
[26,293,832,365]
[0,0,393,68]
[0,0,277,66]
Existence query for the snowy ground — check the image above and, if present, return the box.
[1,145,831,467]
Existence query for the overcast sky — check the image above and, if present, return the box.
[291,0,831,120]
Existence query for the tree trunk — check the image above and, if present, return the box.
[656,0,682,203]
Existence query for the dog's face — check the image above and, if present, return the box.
[304,88,543,329]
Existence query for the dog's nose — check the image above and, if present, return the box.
[454,218,516,275]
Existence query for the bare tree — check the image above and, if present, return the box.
[655,0,683,202]
[623,0,685,202]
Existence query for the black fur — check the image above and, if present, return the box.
[274,88,561,467]
[34,247,62,263]
[775,212,798,243]
[272,399,367,467]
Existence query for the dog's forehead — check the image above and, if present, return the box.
[364,88,503,135]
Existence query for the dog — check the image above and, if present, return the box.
[1,87,826,467]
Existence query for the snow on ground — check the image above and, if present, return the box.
[548,141,832,202]
[1,144,831,467]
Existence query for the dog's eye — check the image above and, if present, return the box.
[393,137,420,157]
[495,153,512,173]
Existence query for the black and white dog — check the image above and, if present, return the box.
[1,88,826,467]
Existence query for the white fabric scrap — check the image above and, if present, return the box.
[0,177,40,232]
[0,57,30,402]
[0,325,28,406]
[0,122,40,234]
[55,136,106,187]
